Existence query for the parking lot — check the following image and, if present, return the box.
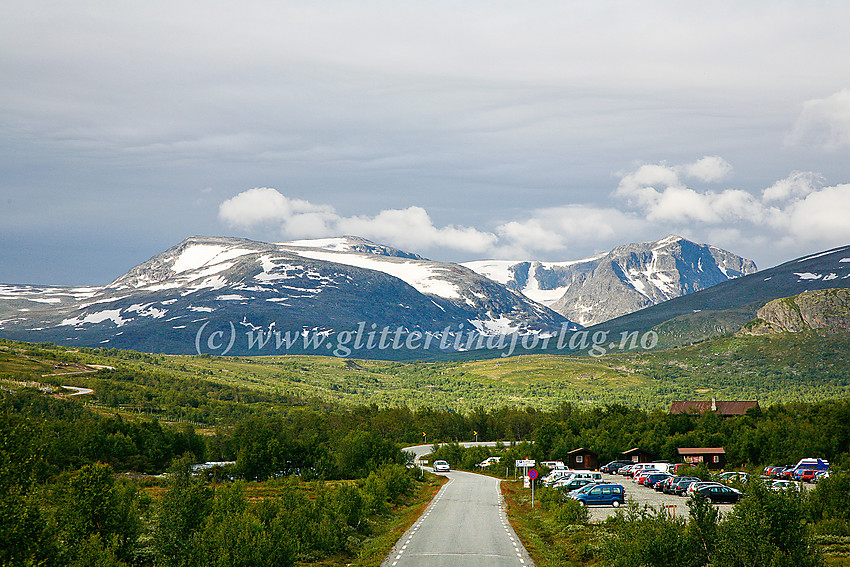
[584,473,737,521]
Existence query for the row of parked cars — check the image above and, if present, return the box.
[597,456,832,503]
[539,468,625,506]
[763,462,830,483]
[626,466,743,503]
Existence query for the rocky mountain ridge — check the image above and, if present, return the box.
[739,288,850,335]
[0,236,573,358]
[464,235,756,326]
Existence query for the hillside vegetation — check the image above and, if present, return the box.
[2,329,850,418]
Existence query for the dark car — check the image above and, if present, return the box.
[601,460,632,474]
[557,478,595,495]
[570,483,626,507]
[670,477,700,496]
[695,485,742,504]
[645,472,672,488]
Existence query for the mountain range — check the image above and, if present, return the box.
[584,243,850,350]
[3,234,835,359]
[0,236,570,357]
[463,235,756,326]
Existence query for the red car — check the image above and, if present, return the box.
[793,469,819,483]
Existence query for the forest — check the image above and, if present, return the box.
[3,336,850,565]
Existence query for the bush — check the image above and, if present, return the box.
[553,498,589,526]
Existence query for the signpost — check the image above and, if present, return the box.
[515,459,536,487]
[528,468,538,507]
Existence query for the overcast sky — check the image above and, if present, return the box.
[3,1,850,284]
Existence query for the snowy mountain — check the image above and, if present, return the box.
[464,235,757,326]
[0,236,575,358]
[585,243,850,349]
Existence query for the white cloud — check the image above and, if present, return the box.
[614,159,850,255]
[787,89,850,150]
[337,207,498,252]
[218,157,850,266]
[682,156,733,182]
[218,188,335,230]
[761,170,823,203]
[788,183,850,242]
[219,187,497,253]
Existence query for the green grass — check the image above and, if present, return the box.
[2,330,850,416]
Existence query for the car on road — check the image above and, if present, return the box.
[695,485,742,504]
[569,483,626,507]
[433,460,451,473]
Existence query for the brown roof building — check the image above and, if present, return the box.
[677,447,726,469]
[567,448,599,470]
[620,447,659,463]
[669,398,758,417]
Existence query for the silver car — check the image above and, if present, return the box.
[433,460,451,473]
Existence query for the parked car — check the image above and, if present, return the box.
[770,480,802,492]
[555,478,595,493]
[629,463,661,479]
[635,469,663,485]
[695,485,742,504]
[569,483,626,507]
[645,472,673,489]
[619,464,635,476]
[763,465,780,476]
[433,460,451,473]
[601,460,632,474]
[686,481,724,497]
[668,477,700,496]
[792,469,819,483]
[770,467,789,479]
[814,470,831,483]
[717,471,749,484]
[477,456,501,469]
[657,476,676,493]
[541,469,574,486]
[791,458,830,473]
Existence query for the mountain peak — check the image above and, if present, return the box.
[278,236,428,260]
[464,235,757,326]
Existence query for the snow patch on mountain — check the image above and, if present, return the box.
[291,249,462,299]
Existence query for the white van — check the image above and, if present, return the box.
[541,469,574,486]
[568,470,603,482]
[629,463,661,479]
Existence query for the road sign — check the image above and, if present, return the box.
[515,459,535,468]
[528,469,538,480]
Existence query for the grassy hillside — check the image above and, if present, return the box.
[3,329,849,418]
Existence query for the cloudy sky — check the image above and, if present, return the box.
[3,1,850,285]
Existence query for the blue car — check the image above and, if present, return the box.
[570,483,626,507]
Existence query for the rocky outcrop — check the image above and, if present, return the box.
[739,288,850,335]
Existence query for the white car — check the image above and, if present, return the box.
[433,460,451,473]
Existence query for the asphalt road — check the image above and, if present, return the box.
[382,443,533,567]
